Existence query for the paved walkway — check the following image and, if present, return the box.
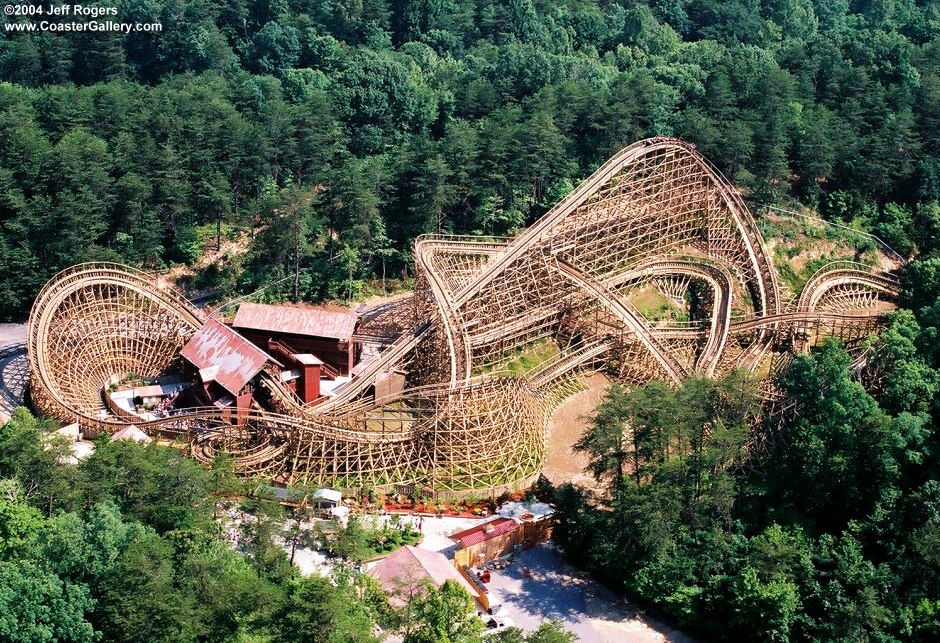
[484,543,694,642]
[0,324,27,423]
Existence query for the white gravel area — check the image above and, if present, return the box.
[0,323,25,347]
[413,514,484,555]
[484,542,694,642]
[291,546,333,576]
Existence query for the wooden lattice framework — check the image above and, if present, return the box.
[27,138,900,495]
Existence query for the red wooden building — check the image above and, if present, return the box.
[232,302,360,376]
[179,318,270,418]
[449,518,521,564]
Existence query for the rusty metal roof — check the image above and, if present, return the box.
[180,319,269,396]
[233,302,359,342]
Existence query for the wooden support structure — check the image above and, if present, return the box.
[26,138,901,496]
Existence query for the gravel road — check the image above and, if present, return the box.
[0,323,27,423]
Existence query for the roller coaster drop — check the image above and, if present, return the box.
[27,138,901,496]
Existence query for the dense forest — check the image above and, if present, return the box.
[1,0,940,318]
[555,312,940,640]
[0,408,578,642]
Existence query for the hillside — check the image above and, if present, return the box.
[1,0,940,321]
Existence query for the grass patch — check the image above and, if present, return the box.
[502,341,561,377]
[762,210,894,295]
[778,263,802,293]
[475,340,561,377]
[628,284,686,322]
[778,253,859,293]
[360,527,423,559]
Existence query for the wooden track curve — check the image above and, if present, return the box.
[26,140,901,494]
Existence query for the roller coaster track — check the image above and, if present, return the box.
[646,311,886,339]
[469,307,559,347]
[552,259,688,383]
[797,261,899,312]
[528,339,613,389]
[731,310,884,334]
[414,237,474,388]
[451,138,780,319]
[27,263,205,424]
[26,138,900,495]
[328,139,796,406]
[606,259,734,376]
[313,322,432,414]
[697,153,781,318]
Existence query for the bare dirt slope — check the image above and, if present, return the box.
[543,373,610,490]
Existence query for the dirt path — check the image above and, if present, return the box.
[543,373,610,489]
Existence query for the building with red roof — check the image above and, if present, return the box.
[180,319,270,415]
[448,517,521,564]
[233,302,360,375]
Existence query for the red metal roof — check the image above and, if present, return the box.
[180,319,269,396]
[448,517,518,548]
[233,302,359,342]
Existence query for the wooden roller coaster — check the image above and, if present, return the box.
[27,138,901,496]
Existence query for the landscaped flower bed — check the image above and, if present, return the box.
[378,493,494,518]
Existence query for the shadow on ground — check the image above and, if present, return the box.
[0,341,27,421]
[485,542,693,642]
